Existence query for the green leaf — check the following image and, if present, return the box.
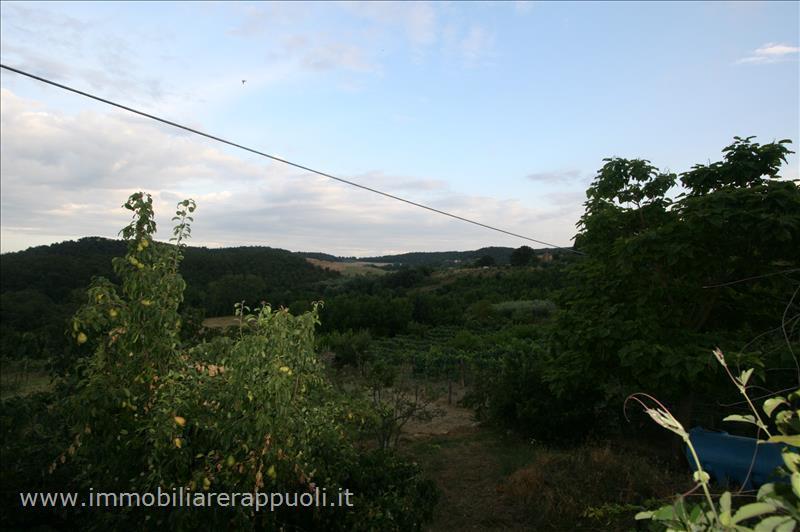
[719,491,732,522]
[766,435,800,447]
[783,452,800,474]
[753,515,791,532]
[731,502,777,524]
[764,398,789,418]
[725,414,757,425]
[775,410,795,427]
[757,482,776,499]
[651,504,676,521]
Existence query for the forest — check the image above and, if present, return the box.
[1,136,799,530]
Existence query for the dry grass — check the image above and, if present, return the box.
[403,399,690,531]
[306,258,388,276]
[408,428,533,531]
[499,443,691,530]
[402,391,479,440]
[201,316,241,329]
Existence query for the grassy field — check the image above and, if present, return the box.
[0,359,52,399]
[306,258,389,276]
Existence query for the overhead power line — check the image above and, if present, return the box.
[0,63,584,255]
[702,268,800,289]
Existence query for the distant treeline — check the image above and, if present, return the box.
[296,245,574,267]
[0,238,565,359]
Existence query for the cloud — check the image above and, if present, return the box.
[460,26,494,67]
[0,89,581,255]
[229,6,380,75]
[351,171,447,192]
[545,190,587,207]
[442,23,496,68]
[1,4,173,104]
[300,42,379,73]
[737,43,800,64]
[526,169,583,183]
[227,2,317,38]
[227,2,496,75]
[512,1,536,15]
[2,3,90,49]
[340,1,437,47]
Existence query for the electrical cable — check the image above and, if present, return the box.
[0,63,584,255]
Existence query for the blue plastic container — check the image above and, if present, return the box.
[686,427,795,490]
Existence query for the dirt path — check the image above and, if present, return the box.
[400,399,534,531]
[402,394,479,439]
[400,398,691,532]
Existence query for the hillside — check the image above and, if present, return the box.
[0,237,339,306]
[358,246,516,266]
[357,246,576,267]
[1,239,566,302]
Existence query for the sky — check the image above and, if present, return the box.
[1,1,798,256]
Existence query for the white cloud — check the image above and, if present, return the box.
[0,89,581,255]
[351,171,448,192]
[513,1,536,15]
[301,42,379,73]
[442,23,496,68]
[460,26,494,67]
[226,3,309,37]
[526,169,584,184]
[737,42,800,64]
[340,1,437,47]
[1,4,174,105]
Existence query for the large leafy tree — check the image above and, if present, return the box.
[547,137,799,432]
[510,245,538,267]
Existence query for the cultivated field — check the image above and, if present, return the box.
[306,258,389,276]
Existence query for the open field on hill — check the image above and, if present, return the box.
[306,257,389,276]
[0,360,51,399]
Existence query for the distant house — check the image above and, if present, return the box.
[540,251,553,263]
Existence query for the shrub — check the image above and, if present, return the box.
[491,300,556,322]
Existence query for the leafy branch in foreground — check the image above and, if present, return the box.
[631,348,799,531]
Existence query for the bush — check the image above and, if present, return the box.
[320,329,372,369]
[491,300,556,322]
[471,341,606,441]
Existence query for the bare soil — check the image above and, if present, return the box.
[402,390,479,440]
